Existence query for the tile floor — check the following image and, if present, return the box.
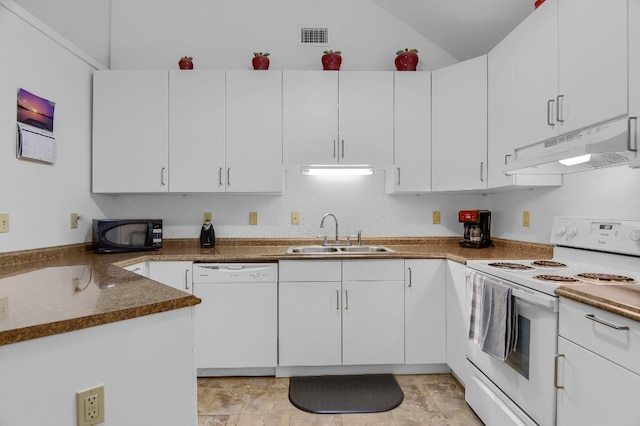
[197,374,484,425]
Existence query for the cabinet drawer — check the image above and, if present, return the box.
[342,259,404,281]
[278,260,341,282]
[559,298,640,375]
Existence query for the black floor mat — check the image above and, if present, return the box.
[288,374,404,414]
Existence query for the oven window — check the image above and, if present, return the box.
[505,316,530,379]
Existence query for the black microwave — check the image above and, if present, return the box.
[92,219,162,253]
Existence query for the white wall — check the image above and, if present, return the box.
[489,165,640,243]
[104,167,488,240]
[108,0,459,71]
[0,1,109,252]
[0,308,197,425]
[12,0,111,68]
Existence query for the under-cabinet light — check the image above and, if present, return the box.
[559,154,591,166]
[300,165,374,176]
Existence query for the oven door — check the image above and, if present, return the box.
[466,275,559,426]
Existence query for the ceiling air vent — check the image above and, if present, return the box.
[299,27,329,46]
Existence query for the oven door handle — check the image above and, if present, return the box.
[511,286,559,312]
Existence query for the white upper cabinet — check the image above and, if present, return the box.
[432,55,488,192]
[224,70,283,193]
[339,72,394,165]
[282,71,394,165]
[93,71,169,193]
[283,71,338,165]
[390,72,432,193]
[556,0,628,135]
[487,3,559,188]
[629,0,640,168]
[168,70,225,193]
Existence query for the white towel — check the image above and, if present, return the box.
[468,271,518,361]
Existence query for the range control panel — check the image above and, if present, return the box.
[551,217,640,256]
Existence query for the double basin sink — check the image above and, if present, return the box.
[287,245,395,255]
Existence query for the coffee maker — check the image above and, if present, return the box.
[458,210,491,248]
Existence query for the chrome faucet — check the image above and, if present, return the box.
[320,213,339,245]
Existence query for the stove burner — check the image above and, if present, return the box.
[531,260,567,268]
[575,273,635,283]
[534,274,580,283]
[488,262,534,270]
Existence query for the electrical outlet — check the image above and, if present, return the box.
[0,214,8,233]
[523,210,531,227]
[250,212,258,225]
[203,212,212,222]
[291,211,300,225]
[76,385,105,426]
[432,211,441,225]
[70,213,79,229]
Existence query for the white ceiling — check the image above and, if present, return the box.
[369,0,535,61]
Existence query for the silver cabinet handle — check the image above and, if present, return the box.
[547,99,555,126]
[585,313,629,330]
[184,269,190,290]
[504,154,511,165]
[556,95,565,123]
[226,168,231,186]
[161,167,167,186]
[408,267,413,287]
[397,168,401,186]
[554,354,565,389]
[333,139,337,159]
[336,290,340,310]
[344,289,349,310]
[341,140,345,159]
[480,162,485,182]
[628,117,638,152]
[218,167,224,186]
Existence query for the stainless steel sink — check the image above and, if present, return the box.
[286,246,341,254]
[286,245,394,255]
[338,246,394,253]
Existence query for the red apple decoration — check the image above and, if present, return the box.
[321,50,342,71]
[534,0,545,8]
[395,49,419,71]
[178,56,194,70]
[252,52,270,70]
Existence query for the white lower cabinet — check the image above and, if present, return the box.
[147,261,192,292]
[404,259,446,364]
[278,259,405,367]
[445,260,470,386]
[123,261,148,277]
[556,298,640,425]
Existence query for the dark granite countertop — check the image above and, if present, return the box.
[0,236,554,346]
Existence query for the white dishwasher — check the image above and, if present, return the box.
[192,263,278,376]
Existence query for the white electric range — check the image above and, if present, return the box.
[464,216,640,426]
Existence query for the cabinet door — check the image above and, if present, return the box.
[446,261,470,386]
[278,281,342,366]
[283,71,338,165]
[123,261,148,277]
[629,0,640,168]
[557,337,640,426]
[169,70,226,192]
[338,72,394,165]
[194,282,277,369]
[342,280,405,365]
[92,71,169,193]
[148,261,192,292]
[225,71,283,193]
[432,55,488,191]
[557,0,628,135]
[405,260,446,364]
[392,72,431,193]
[487,3,558,187]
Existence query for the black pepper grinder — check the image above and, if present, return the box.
[200,220,215,248]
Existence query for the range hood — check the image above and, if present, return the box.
[504,115,637,175]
